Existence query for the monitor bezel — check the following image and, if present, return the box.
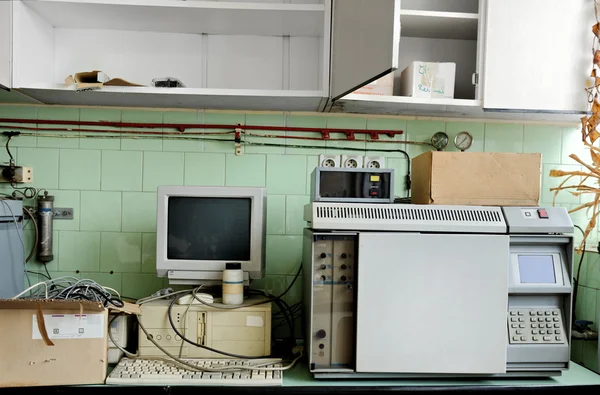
[156,186,266,281]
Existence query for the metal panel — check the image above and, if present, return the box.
[330,0,400,100]
[0,200,24,299]
[305,202,507,233]
[356,232,509,374]
[502,207,573,234]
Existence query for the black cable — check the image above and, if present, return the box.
[42,264,52,280]
[26,270,51,280]
[66,285,124,308]
[572,225,586,322]
[4,135,14,164]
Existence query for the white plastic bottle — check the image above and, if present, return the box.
[222,262,244,305]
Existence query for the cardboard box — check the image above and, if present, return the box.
[353,72,394,96]
[411,151,542,206]
[400,61,456,99]
[0,299,139,387]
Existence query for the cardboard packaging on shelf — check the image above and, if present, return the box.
[411,151,542,206]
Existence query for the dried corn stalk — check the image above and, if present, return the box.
[550,0,600,253]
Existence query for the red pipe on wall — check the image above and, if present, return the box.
[0,118,403,140]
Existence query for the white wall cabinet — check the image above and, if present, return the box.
[9,0,400,112]
[0,1,11,89]
[482,0,593,114]
[331,0,485,117]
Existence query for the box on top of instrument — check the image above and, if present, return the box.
[411,151,542,206]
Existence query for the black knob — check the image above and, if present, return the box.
[320,275,326,281]
[340,276,347,281]
[320,253,327,259]
[341,264,347,270]
[320,264,326,270]
[317,330,327,339]
[341,253,347,259]
[319,344,325,350]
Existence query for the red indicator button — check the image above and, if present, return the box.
[371,191,377,196]
[537,209,549,219]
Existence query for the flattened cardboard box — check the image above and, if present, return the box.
[0,299,109,387]
[411,151,541,206]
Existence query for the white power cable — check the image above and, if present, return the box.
[1,199,31,289]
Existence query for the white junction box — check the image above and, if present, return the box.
[400,61,456,99]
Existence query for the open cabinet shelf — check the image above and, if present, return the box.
[333,0,483,116]
[12,0,330,111]
[22,0,326,37]
[400,10,478,40]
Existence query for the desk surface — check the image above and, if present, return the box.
[284,362,600,388]
[2,362,599,393]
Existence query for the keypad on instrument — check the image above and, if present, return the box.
[507,309,564,344]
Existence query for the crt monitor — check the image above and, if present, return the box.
[156,186,266,285]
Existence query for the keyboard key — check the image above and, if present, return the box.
[531,323,537,328]
[555,330,561,334]
[537,311,543,316]
[533,336,539,341]
[512,336,519,341]
[518,317,525,322]
[510,311,516,316]
[554,324,560,328]
[538,317,544,322]
[545,311,551,315]
[545,317,552,322]
[511,324,518,328]
[552,311,558,316]
[518,311,524,316]
[546,324,552,328]
[516,330,523,334]
[553,317,559,322]
[539,330,546,334]
[530,311,536,316]
[547,330,553,334]
[530,317,536,322]
[519,324,525,328]
[520,336,526,341]
[543,336,551,341]
[556,336,562,341]
[532,330,538,334]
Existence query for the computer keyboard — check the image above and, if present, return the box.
[106,357,284,386]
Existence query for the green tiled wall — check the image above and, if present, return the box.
[1,105,599,363]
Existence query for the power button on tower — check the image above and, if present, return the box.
[537,209,549,219]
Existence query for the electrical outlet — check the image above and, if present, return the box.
[363,156,385,169]
[319,154,341,168]
[341,155,363,168]
[0,166,33,183]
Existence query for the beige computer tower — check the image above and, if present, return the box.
[138,298,271,358]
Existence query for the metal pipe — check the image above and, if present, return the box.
[37,194,54,263]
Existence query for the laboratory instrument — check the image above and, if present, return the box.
[156,186,266,286]
[37,194,54,262]
[311,167,394,203]
[454,131,473,151]
[431,131,449,150]
[138,298,272,358]
[0,199,24,298]
[106,357,283,386]
[303,202,573,378]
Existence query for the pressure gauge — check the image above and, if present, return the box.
[454,131,473,151]
[431,131,449,150]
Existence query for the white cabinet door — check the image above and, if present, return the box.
[483,0,593,113]
[329,0,400,100]
[0,0,11,88]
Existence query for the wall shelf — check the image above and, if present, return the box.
[16,85,327,111]
[22,0,326,37]
[400,10,479,40]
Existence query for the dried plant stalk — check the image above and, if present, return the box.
[551,0,600,253]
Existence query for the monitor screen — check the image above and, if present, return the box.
[518,255,556,284]
[167,197,252,261]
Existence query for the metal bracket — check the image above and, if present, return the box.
[53,208,74,220]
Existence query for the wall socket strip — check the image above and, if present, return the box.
[0,166,33,183]
[319,155,385,169]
